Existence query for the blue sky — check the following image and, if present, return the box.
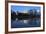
[11,5,41,12]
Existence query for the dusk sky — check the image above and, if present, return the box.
[11,5,41,12]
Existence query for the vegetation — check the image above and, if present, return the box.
[11,9,40,20]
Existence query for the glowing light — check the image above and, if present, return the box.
[19,11,28,13]
[23,20,28,24]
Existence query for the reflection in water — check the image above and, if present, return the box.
[11,18,40,28]
[24,20,28,23]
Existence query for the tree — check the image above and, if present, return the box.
[11,10,16,20]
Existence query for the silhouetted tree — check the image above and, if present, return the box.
[11,10,16,20]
